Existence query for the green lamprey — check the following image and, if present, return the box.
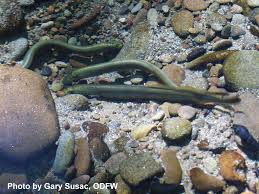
[64,84,240,104]
[22,40,123,68]
[185,50,236,69]
[62,59,177,88]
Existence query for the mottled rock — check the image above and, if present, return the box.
[74,138,91,177]
[183,0,210,11]
[104,152,128,176]
[190,167,225,192]
[187,48,206,61]
[171,10,194,37]
[206,12,227,29]
[248,0,259,7]
[161,118,192,141]
[53,131,75,175]
[18,0,34,6]
[223,50,259,90]
[160,102,182,117]
[82,121,109,141]
[0,65,60,162]
[212,39,233,51]
[0,0,23,35]
[219,150,246,182]
[89,137,110,162]
[55,94,89,111]
[119,153,162,185]
[162,64,185,86]
[115,175,132,194]
[160,149,182,185]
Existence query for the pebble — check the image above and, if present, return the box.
[51,80,64,92]
[194,35,207,44]
[187,47,206,61]
[131,2,143,13]
[160,102,182,117]
[55,94,89,111]
[162,5,170,13]
[219,150,246,182]
[171,10,194,37]
[82,121,108,141]
[162,64,185,86]
[212,39,233,51]
[221,24,232,38]
[131,124,156,140]
[119,153,162,185]
[152,110,165,121]
[53,131,75,175]
[231,14,246,25]
[206,12,227,30]
[68,37,77,45]
[161,117,192,141]
[40,66,52,76]
[147,8,158,26]
[177,105,197,120]
[130,75,144,84]
[230,25,246,38]
[190,167,225,192]
[41,21,54,29]
[248,0,259,7]
[18,0,34,6]
[203,157,218,174]
[231,4,243,14]
[160,149,182,185]
[183,0,210,11]
[89,137,110,162]
[115,175,132,194]
[159,53,174,63]
[74,138,91,177]
[104,152,128,176]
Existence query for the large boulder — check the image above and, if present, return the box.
[223,50,259,91]
[0,65,60,162]
[0,0,23,36]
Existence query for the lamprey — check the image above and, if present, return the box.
[64,84,240,104]
[62,59,177,88]
[22,40,123,68]
[185,50,236,69]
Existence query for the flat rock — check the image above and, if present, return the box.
[119,153,162,185]
[55,94,89,111]
[232,92,259,142]
[223,50,259,90]
[171,10,194,38]
[104,152,128,176]
[0,0,23,35]
[0,65,60,162]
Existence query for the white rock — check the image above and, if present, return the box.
[247,0,259,7]
[131,124,156,140]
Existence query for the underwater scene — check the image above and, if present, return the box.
[0,0,259,193]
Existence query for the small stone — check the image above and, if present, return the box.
[183,0,209,11]
[131,2,143,13]
[231,14,246,25]
[147,8,158,26]
[89,137,110,162]
[216,0,234,3]
[74,138,91,177]
[231,4,243,14]
[160,102,182,117]
[68,37,77,45]
[51,80,64,92]
[171,10,194,37]
[104,152,128,175]
[206,12,227,29]
[152,111,165,121]
[162,64,185,86]
[190,168,225,192]
[211,23,223,31]
[219,150,246,182]
[41,21,54,29]
[248,0,259,7]
[40,66,52,76]
[159,53,174,63]
[131,124,156,140]
[223,186,239,194]
[130,75,144,84]
[221,24,232,38]
[177,105,197,120]
[194,35,207,44]
[187,47,206,61]
[53,131,75,175]
[212,39,233,51]
[162,5,170,13]
[82,121,108,141]
[161,117,192,141]
[18,0,34,6]
[230,25,246,38]
[160,149,182,185]
[119,153,162,185]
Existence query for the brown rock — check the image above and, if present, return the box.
[160,149,182,185]
[162,64,185,86]
[190,167,225,192]
[0,65,60,161]
[82,121,109,141]
[219,150,246,182]
[183,0,210,11]
[104,152,128,176]
[0,0,23,36]
[171,10,194,37]
[74,138,91,177]
[89,137,110,162]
